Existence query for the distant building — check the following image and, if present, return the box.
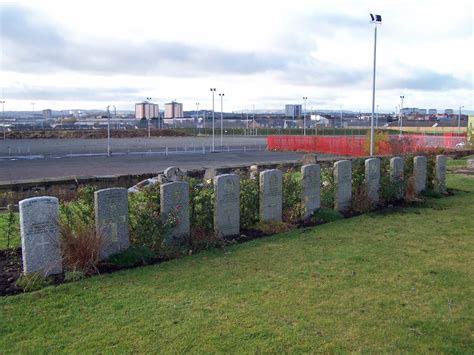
[444,109,454,115]
[164,101,183,119]
[285,104,302,118]
[135,102,160,119]
[428,109,437,115]
[43,109,52,119]
[417,109,427,115]
[401,107,417,115]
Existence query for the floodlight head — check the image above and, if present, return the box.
[370,13,382,23]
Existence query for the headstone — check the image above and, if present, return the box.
[259,169,283,222]
[468,159,474,169]
[365,158,380,204]
[214,174,240,237]
[301,164,321,218]
[435,155,447,193]
[249,165,259,180]
[414,156,427,194]
[390,157,404,199]
[163,166,184,182]
[334,160,352,212]
[160,181,190,242]
[19,197,62,276]
[95,188,130,259]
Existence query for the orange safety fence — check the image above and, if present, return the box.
[267,134,466,157]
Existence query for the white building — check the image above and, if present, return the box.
[164,101,183,118]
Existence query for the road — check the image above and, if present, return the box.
[0,150,315,182]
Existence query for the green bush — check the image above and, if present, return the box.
[0,206,19,250]
[128,184,168,253]
[108,246,156,267]
[240,177,259,228]
[282,171,303,223]
[320,166,335,208]
[16,273,52,292]
[188,178,214,234]
[426,155,436,191]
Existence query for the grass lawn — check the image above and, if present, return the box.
[1,174,473,352]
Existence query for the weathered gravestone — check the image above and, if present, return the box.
[414,156,427,194]
[163,166,184,182]
[259,169,283,222]
[435,155,447,193]
[468,159,474,169]
[334,160,352,212]
[365,158,380,204]
[19,196,62,276]
[301,164,321,219]
[390,157,404,199]
[95,188,130,259]
[160,181,190,243]
[249,165,259,180]
[214,174,240,237]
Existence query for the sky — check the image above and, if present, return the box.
[0,0,473,113]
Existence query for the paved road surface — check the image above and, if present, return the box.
[0,151,314,182]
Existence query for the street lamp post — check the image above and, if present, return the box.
[210,88,216,152]
[252,104,255,135]
[340,105,343,129]
[0,100,5,140]
[302,97,307,135]
[399,95,405,136]
[146,97,152,138]
[219,93,224,146]
[369,13,382,156]
[195,102,200,129]
[458,105,464,135]
[106,105,111,156]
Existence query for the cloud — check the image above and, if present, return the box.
[379,66,469,91]
[3,85,145,101]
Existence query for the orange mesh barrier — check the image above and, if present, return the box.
[267,134,465,156]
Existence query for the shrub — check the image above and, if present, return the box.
[16,272,52,292]
[240,177,259,228]
[352,184,373,213]
[188,178,214,234]
[60,201,104,274]
[310,208,344,224]
[426,155,436,191]
[379,157,405,204]
[108,246,156,267]
[128,183,168,253]
[1,205,19,250]
[320,166,335,208]
[282,171,303,223]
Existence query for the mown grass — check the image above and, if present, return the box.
[0,174,473,352]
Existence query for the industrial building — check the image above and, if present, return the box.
[164,101,183,119]
[135,102,160,119]
[285,104,302,118]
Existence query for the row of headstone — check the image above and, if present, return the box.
[18,156,447,276]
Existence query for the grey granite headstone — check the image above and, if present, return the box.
[19,197,62,276]
[163,166,184,182]
[390,157,404,199]
[249,165,259,180]
[95,188,130,259]
[214,174,240,237]
[334,160,352,212]
[435,155,447,193]
[160,181,190,241]
[365,158,380,204]
[301,164,321,219]
[414,156,427,194]
[468,159,474,169]
[259,169,283,222]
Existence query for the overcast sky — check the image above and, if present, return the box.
[1,0,472,113]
